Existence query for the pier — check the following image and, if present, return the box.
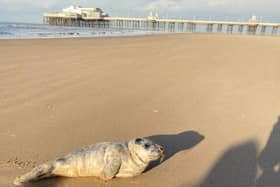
[43,6,279,36]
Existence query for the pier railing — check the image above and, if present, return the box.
[43,13,280,36]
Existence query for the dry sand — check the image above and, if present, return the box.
[1,34,280,187]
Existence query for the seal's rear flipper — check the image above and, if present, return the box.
[13,162,55,186]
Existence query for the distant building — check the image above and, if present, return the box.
[249,15,257,23]
[147,12,159,21]
[62,5,109,19]
[51,5,109,19]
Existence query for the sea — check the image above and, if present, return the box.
[1,21,276,39]
[0,22,164,39]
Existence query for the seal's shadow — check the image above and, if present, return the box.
[145,130,205,172]
[20,177,62,187]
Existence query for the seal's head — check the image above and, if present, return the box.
[128,138,164,164]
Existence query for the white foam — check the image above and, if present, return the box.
[0,22,165,39]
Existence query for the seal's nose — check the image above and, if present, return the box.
[156,144,164,152]
[159,145,164,153]
[156,144,165,162]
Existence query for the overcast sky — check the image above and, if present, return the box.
[0,0,279,23]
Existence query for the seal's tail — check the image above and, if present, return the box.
[13,162,55,186]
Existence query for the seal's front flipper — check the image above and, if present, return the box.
[101,157,121,180]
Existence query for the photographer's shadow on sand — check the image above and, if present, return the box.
[197,117,280,187]
[257,117,280,186]
[145,130,205,171]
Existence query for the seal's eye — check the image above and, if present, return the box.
[135,138,143,144]
[144,143,151,149]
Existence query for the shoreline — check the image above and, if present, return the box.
[1,31,279,41]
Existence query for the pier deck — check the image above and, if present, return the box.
[43,13,280,35]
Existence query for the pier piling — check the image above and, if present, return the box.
[238,25,244,34]
[187,23,196,33]
[206,24,214,33]
[226,24,234,34]
[272,26,278,35]
[217,24,223,32]
[247,24,258,35]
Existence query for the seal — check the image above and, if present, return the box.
[13,138,164,186]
